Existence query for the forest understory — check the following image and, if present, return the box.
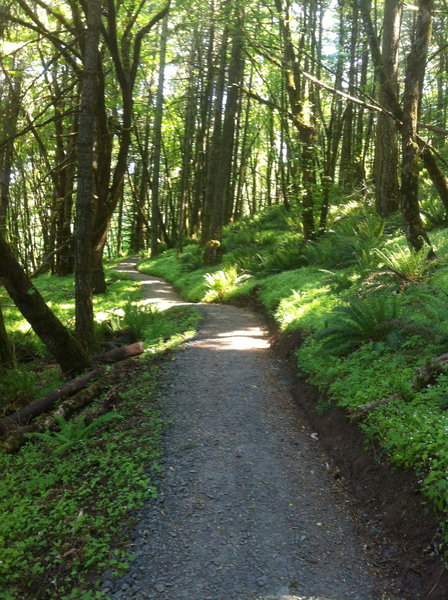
[2,0,448,597]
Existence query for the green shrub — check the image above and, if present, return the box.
[256,236,305,274]
[420,197,448,230]
[27,413,124,455]
[0,366,63,415]
[179,245,204,272]
[317,296,406,355]
[374,245,435,282]
[304,208,385,272]
[0,366,164,599]
[204,267,250,301]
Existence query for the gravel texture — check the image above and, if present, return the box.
[103,258,400,600]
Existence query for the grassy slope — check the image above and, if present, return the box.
[0,266,201,600]
[139,205,448,555]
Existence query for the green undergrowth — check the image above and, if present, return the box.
[1,265,201,599]
[1,266,200,415]
[0,362,164,600]
[139,204,448,554]
[0,268,142,414]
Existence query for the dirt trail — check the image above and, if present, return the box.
[103,258,401,600]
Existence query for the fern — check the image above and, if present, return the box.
[317,296,406,355]
[179,246,204,272]
[102,303,159,338]
[28,412,123,455]
[374,246,435,282]
[204,267,250,301]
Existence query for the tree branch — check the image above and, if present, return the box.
[131,3,171,85]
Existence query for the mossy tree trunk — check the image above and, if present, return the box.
[400,0,433,251]
[151,12,169,259]
[204,18,244,266]
[275,0,316,241]
[0,307,16,370]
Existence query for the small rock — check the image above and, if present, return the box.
[205,491,219,499]
[155,583,166,592]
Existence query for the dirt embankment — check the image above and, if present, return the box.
[272,329,448,600]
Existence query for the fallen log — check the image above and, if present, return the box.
[0,342,144,435]
[40,379,110,429]
[1,378,112,452]
[414,352,448,389]
[93,341,144,363]
[352,393,402,420]
[0,369,102,435]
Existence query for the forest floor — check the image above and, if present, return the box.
[99,257,428,600]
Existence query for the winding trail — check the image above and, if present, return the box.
[103,257,399,600]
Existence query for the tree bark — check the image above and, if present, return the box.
[0,231,89,376]
[0,306,16,370]
[151,12,169,258]
[204,19,244,266]
[74,0,102,347]
[374,0,401,217]
[0,69,21,232]
[275,0,316,240]
[400,0,433,251]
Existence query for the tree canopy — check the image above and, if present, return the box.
[1,0,448,361]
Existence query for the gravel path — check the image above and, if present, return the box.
[103,258,398,600]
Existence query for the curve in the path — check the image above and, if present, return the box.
[102,258,399,600]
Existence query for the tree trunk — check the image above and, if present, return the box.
[275,0,316,240]
[151,13,169,258]
[202,28,228,248]
[374,0,401,217]
[190,24,215,238]
[204,20,244,266]
[339,2,358,189]
[0,231,89,376]
[0,68,21,369]
[177,37,198,256]
[400,0,433,251]
[0,69,21,232]
[0,306,16,370]
[74,0,102,347]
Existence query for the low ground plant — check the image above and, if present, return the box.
[204,267,250,301]
[317,296,406,355]
[0,365,163,599]
[374,245,435,282]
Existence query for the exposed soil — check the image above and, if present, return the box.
[272,333,448,600]
[101,258,447,600]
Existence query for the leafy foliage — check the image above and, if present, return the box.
[179,245,204,272]
[0,367,163,599]
[304,210,385,272]
[27,413,124,455]
[255,236,305,274]
[317,296,405,355]
[374,245,435,282]
[204,267,251,301]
